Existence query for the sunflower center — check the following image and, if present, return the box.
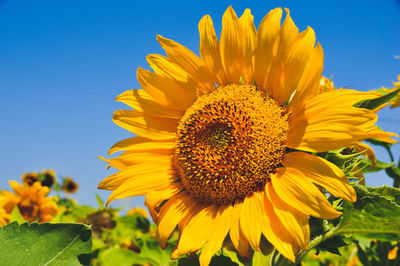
[175,84,289,204]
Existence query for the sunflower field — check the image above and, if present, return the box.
[1,4,400,266]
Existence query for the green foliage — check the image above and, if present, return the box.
[98,247,151,266]
[336,185,400,241]
[0,222,92,266]
[359,159,394,174]
[353,88,400,110]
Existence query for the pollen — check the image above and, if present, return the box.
[175,84,289,204]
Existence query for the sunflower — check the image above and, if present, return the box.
[99,7,396,264]
[21,172,39,186]
[62,177,79,193]
[2,181,58,223]
[40,169,56,187]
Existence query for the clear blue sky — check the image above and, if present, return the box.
[0,0,399,210]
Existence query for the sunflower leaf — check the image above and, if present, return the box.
[335,185,400,241]
[0,222,92,266]
[359,158,394,174]
[98,246,150,266]
[353,88,400,110]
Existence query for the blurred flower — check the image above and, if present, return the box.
[388,246,398,260]
[62,177,79,193]
[0,192,13,226]
[21,172,39,186]
[40,169,56,187]
[319,76,335,93]
[127,207,148,218]
[84,210,116,238]
[99,6,396,265]
[1,181,58,223]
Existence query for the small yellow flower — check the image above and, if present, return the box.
[62,177,79,193]
[128,207,148,218]
[21,172,39,186]
[99,7,396,265]
[2,181,58,223]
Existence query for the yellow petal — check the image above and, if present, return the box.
[100,150,172,170]
[145,185,182,224]
[366,127,398,144]
[171,205,217,259]
[198,14,228,87]
[288,42,324,112]
[146,54,200,98]
[239,195,263,251]
[113,109,177,140]
[283,152,356,202]
[257,190,297,262]
[108,137,175,155]
[287,90,381,152]
[254,8,283,91]
[229,201,250,258]
[115,89,184,119]
[271,167,342,219]
[269,27,316,104]
[157,192,200,248]
[156,35,215,94]
[266,183,310,250]
[220,6,243,83]
[137,67,195,110]
[98,160,171,191]
[238,8,256,83]
[199,205,233,266]
[9,180,24,196]
[106,168,173,205]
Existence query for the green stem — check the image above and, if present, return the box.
[295,225,340,264]
[385,146,394,162]
[384,147,399,188]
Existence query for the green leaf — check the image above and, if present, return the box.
[98,247,149,266]
[363,185,400,205]
[360,159,394,174]
[0,222,92,266]
[95,194,104,209]
[353,88,400,110]
[9,206,26,224]
[135,235,173,265]
[335,185,400,241]
[55,205,96,223]
[117,214,149,233]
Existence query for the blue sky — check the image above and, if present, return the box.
[0,0,399,210]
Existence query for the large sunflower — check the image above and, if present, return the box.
[99,6,396,264]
